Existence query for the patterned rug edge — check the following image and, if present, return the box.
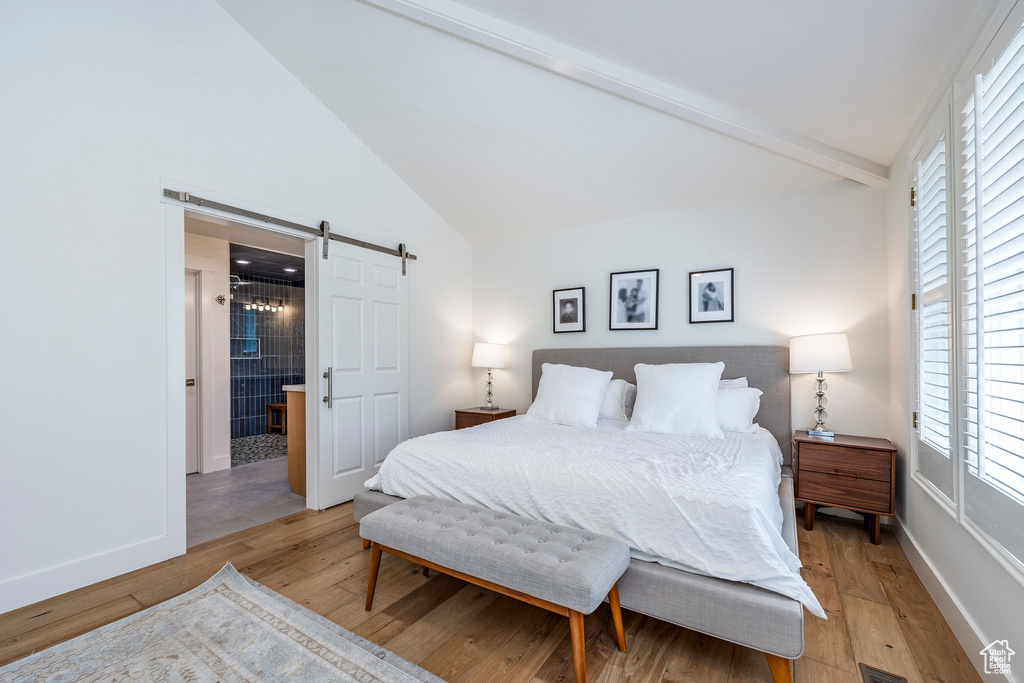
[0,563,445,683]
[234,566,445,682]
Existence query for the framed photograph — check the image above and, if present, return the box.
[689,268,734,323]
[609,269,659,330]
[553,287,586,333]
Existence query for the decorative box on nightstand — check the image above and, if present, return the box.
[454,407,517,430]
[793,431,896,544]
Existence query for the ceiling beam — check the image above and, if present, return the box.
[357,0,889,187]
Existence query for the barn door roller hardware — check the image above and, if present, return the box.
[165,189,417,274]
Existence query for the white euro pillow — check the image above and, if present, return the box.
[527,363,613,427]
[719,377,748,388]
[599,379,637,421]
[718,387,763,434]
[627,362,725,437]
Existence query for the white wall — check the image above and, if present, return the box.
[885,3,1024,676]
[0,0,472,613]
[473,180,889,439]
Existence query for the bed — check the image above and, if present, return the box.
[357,346,810,682]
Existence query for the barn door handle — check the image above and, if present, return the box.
[323,368,332,408]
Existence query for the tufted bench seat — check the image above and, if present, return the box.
[359,495,630,683]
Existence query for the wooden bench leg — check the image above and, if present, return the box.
[362,538,371,550]
[765,653,792,683]
[569,609,586,683]
[365,543,382,611]
[608,584,626,652]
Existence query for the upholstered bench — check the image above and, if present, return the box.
[359,496,630,683]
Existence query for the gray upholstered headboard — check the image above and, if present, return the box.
[532,346,792,463]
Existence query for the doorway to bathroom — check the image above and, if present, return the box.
[183,214,308,546]
[228,244,305,468]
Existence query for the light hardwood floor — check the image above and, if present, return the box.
[0,506,980,683]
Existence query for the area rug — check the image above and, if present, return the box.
[231,433,288,467]
[0,564,444,683]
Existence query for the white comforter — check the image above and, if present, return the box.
[365,416,824,617]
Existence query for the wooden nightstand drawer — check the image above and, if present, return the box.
[455,412,493,429]
[798,470,891,513]
[455,408,516,430]
[798,443,891,482]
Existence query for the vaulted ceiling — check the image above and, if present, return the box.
[217,0,991,245]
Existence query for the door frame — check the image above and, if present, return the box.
[163,181,324,559]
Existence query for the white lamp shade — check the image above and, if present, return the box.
[789,333,853,374]
[471,342,505,369]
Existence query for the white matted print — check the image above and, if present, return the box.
[609,269,659,330]
[553,287,585,333]
[689,268,734,323]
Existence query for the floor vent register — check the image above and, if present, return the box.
[859,663,909,683]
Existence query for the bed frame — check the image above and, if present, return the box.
[531,347,800,683]
[356,346,801,683]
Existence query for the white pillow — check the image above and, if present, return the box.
[527,363,613,427]
[626,362,725,437]
[599,379,637,421]
[717,387,762,434]
[719,377,748,388]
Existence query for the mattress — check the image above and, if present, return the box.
[365,416,823,617]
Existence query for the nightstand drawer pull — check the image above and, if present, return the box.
[828,470,858,480]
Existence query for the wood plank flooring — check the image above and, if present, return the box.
[0,506,981,683]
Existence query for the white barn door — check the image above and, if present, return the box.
[316,241,408,508]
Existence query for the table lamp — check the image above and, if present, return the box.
[790,333,853,437]
[471,342,506,410]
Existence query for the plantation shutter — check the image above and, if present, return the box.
[960,24,1024,564]
[914,134,956,499]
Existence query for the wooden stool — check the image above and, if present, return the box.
[266,402,287,435]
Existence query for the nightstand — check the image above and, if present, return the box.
[454,407,517,430]
[794,431,896,544]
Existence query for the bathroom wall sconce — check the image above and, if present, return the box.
[243,300,285,313]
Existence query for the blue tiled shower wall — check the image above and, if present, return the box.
[230,275,305,439]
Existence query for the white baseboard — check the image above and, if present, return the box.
[893,520,1015,683]
[0,534,183,615]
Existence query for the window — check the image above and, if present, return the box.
[913,132,956,500]
[958,22,1024,565]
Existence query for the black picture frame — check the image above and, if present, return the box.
[553,287,586,333]
[689,267,734,324]
[609,269,659,330]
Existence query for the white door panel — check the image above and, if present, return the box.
[374,302,399,370]
[333,297,363,372]
[317,241,408,507]
[373,393,401,465]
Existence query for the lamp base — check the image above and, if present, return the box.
[478,405,502,411]
[807,429,835,439]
